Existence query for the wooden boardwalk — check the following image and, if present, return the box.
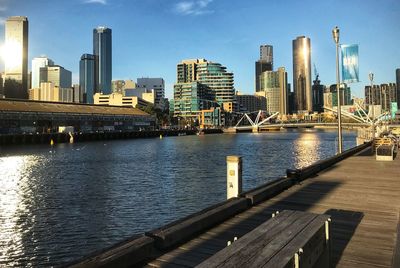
[145,148,400,267]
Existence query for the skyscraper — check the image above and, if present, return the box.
[93,26,112,94]
[79,54,95,103]
[312,75,325,112]
[396,69,400,108]
[40,65,72,88]
[293,36,312,113]
[258,67,288,115]
[32,56,54,88]
[4,16,28,99]
[255,45,273,92]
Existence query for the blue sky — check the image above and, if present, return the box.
[0,0,399,99]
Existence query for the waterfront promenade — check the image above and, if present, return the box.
[143,146,399,267]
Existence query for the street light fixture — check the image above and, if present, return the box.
[369,72,375,139]
[332,26,342,154]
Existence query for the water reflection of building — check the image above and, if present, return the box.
[293,132,320,168]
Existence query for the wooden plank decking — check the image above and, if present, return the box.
[144,148,400,268]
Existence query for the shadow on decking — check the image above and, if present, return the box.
[145,180,363,267]
[324,209,363,267]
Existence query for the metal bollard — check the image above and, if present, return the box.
[226,155,242,199]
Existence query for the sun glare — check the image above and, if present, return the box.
[1,39,22,69]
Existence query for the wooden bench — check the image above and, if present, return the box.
[196,210,331,268]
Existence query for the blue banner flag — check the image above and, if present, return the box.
[341,44,359,83]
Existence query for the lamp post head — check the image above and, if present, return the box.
[332,26,340,44]
[369,72,374,82]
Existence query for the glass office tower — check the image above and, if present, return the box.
[4,16,28,99]
[292,36,312,113]
[93,27,112,94]
[255,45,273,92]
[32,57,54,89]
[79,54,95,103]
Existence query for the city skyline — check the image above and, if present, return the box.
[0,0,399,99]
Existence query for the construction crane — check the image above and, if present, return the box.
[313,63,319,81]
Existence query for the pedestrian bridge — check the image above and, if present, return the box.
[234,122,370,132]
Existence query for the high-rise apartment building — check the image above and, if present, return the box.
[396,69,400,108]
[177,59,207,83]
[174,59,235,118]
[93,26,112,94]
[293,36,312,113]
[365,83,397,112]
[40,65,72,88]
[79,54,95,103]
[325,83,351,108]
[32,57,54,89]
[4,16,28,99]
[255,45,273,92]
[258,67,288,115]
[196,61,235,104]
[173,82,214,118]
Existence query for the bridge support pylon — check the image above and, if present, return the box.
[252,126,259,133]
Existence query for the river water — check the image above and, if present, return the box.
[0,129,356,267]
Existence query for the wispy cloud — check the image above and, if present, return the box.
[174,0,214,16]
[83,0,107,5]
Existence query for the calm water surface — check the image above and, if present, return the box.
[0,129,356,267]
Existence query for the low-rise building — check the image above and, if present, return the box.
[29,82,73,103]
[93,92,150,108]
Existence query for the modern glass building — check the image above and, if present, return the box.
[174,59,235,117]
[259,67,288,115]
[39,65,72,89]
[32,57,54,88]
[177,59,207,83]
[326,83,351,107]
[4,16,29,99]
[196,61,235,104]
[93,26,112,94]
[255,45,273,92]
[293,36,312,113]
[80,54,95,103]
[173,82,214,118]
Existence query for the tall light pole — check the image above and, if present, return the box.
[369,72,375,139]
[332,26,342,154]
